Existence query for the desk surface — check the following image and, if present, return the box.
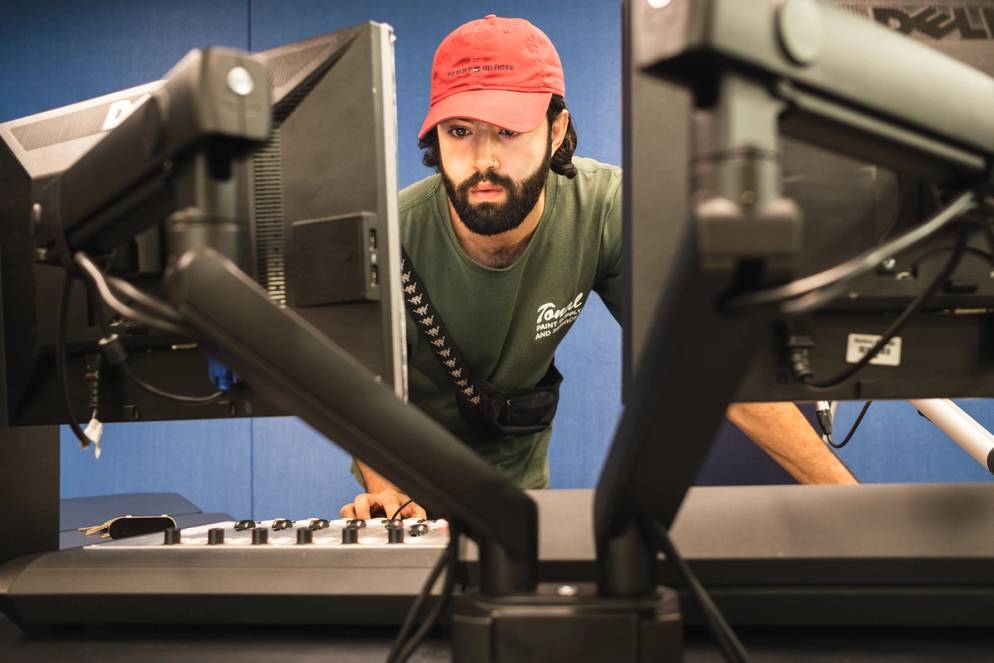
[7,485,994,659]
[2,615,991,662]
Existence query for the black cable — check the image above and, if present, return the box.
[56,271,93,449]
[118,362,224,404]
[902,245,993,271]
[652,518,750,663]
[390,498,415,521]
[391,522,460,663]
[724,190,976,312]
[981,219,994,261]
[801,223,971,390]
[74,252,189,335]
[386,545,449,663]
[75,251,224,404]
[106,274,185,323]
[828,401,873,450]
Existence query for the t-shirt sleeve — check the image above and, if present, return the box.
[593,175,623,324]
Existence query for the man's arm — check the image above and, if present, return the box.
[726,402,858,485]
[340,461,428,520]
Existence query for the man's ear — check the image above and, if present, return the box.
[550,110,569,154]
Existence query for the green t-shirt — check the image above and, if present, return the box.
[397,157,623,489]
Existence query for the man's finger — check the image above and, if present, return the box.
[354,493,372,520]
[339,503,356,519]
[403,502,428,520]
[381,494,402,521]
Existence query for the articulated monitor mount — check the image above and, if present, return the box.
[589,2,994,660]
[24,4,994,661]
[32,39,539,605]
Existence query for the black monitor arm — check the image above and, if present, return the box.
[598,0,994,598]
[33,47,272,268]
[30,46,539,596]
[165,247,538,592]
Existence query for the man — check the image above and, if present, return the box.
[341,15,856,521]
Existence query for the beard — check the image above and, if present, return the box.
[441,139,552,237]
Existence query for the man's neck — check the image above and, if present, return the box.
[447,188,546,269]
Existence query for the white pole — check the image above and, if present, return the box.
[909,399,994,475]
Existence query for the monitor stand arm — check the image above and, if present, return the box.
[163,247,539,595]
[909,399,994,475]
[453,72,800,663]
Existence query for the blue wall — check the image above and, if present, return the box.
[1,1,990,521]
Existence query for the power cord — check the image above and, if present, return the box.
[788,222,970,390]
[390,498,415,521]
[117,360,223,404]
[74,252,189,335]
[386,521,460,663]
[72,252,225,405]
[56,271,95,449]
[724,190,976,313]
[828,401,873,450]
[652,518,750,663]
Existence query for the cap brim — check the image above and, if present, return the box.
[418,89,552,139]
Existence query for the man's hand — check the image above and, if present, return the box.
[340,488,428,520]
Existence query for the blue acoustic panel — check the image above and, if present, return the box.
[0,0,249,122]
[250,417,358,520]
[0,0,254,521]
[834,400,994,483]
[60,418,253,519]
[247,0,627,498]
[695,420,796,486]
[249,0,622,187]
[548,294,622,488]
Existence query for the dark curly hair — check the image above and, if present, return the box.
[418,94,578,179]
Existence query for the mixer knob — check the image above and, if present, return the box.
[386,520,405,544]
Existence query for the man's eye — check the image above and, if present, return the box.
[499,129,518,138]
[447,126,470,138]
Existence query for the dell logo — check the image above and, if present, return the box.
[101,94,150,131]
[870,6,994,40]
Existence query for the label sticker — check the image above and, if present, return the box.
[845,333,901,367]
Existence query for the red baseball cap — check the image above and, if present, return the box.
[418,15,566,139]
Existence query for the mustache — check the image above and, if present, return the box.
[457,170,516,196]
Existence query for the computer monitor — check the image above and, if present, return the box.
[0,21,406,427]
[626,0,994,404]
[1,21,536,585]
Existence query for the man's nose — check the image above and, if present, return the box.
[473,137,500,172]
[475,155,499,172]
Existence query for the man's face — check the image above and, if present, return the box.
[437,118,552,236]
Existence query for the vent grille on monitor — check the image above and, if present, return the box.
[9,93,148,152]
[252,127,287,306]
[266,42,333,94]
[250,41,342,307]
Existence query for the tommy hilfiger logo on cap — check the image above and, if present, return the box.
[448,64,515,78]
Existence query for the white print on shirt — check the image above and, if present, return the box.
[535,293,585,340]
